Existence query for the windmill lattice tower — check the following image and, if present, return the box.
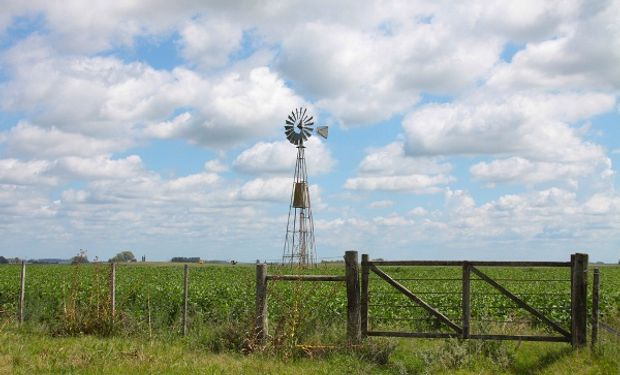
[282,108,328,266]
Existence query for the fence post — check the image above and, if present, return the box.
[361,254,369,339]
[110,262,116,321]
[255,262,268,346]
[183,264,189,336]
[571,253,588,348]
[462,261,471,339]
[591,268,600,350]
[19,261,26,325]
[345,250,361,345]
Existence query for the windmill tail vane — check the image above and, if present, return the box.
[282,107,328,266]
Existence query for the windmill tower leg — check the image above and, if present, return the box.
[283,146,316,266]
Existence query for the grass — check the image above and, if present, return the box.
[1,262,619,373]
[1,322,618,374]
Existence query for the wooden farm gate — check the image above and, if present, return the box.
[360,253,589,347]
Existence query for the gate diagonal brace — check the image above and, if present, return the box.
[470,267,571,339]
[370,264,462,334]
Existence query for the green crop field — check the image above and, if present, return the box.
[0,262,619,374]
[0,262,619,336]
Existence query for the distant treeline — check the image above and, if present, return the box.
[170,257,201,263]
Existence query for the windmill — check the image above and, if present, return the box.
[282,108,328,266]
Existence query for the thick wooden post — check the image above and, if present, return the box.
[591,268,600,349]
[571,253,588,348]
[255,263,268,345]
[182,264,189,336]
[345,250,361,345]
[462,261,471,339]
[110,262,116,320]
[361,254,369,339]
[19,261,26,325]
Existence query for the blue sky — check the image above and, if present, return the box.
[0,1,618,262]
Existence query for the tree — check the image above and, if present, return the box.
[109,251,136,263]
[0,256,8,264]
[71,250,89,265]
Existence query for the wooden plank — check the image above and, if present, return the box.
[182,264,189,336]
[345,251,361,345]
[361,254,369,338]
[19,261,26,325]
[368,331,460,339]
[369,264,462,334]
[591,268,600,349]
[369,260,570,267]
[266,275,345,281]
[255,263,268,345]
[462,262,471,339]
[471,266,570,338]
[367,332,570,342]
[571,253,588,347]
[469,334,570,343]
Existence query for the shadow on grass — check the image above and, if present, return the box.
[511,345,573,375]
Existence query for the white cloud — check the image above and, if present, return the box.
[470,156,613,186]
[403,93,614,163]
[487,1,620,91]
[3,122,130,158]
[144,67,305,148]
[54,155,145,180]
[0,159,56,186]
[180,17,243,70]
[345,142,453,193]
[369,200,393,209]
[234,177,292,202]
[233,138,334,175]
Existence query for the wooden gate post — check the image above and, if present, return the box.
[345,250,361,345]
[19,261,26,325]
[255,262,268,345]
[361,254,369,339]
[462,262,471,339]
[591,268,600,349]
[182,264,189,336]
[110,262,116,321]
[570,253,588,348]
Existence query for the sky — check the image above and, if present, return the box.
[0,0,618,262]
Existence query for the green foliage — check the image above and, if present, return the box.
[109,251,136,263]
[0,256,8,264]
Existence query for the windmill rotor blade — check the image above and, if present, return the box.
[306,121,314,127]
[285,125,293,129]
[286,119,294,125]
[305,116,313,123]
[301,107,307,118]
[303,129,312,138]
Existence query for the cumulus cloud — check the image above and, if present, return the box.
[233,138,334,175]
[470,156,613,186]
[403,93,614,162]
[144,67,305,147]
[345,142,453,193]
[487,1,620,91]
[3,122,130,159]
[180,17,243,70]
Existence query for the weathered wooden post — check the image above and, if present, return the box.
[183,264,189,336]
[570,253,588,348]
[255,262,268,345]
[591,267,600,349]
[462,261,471,339]
[110,262,116,320]
[19,261,26,325]
[345,250,361,345]
[361,254,369,339]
